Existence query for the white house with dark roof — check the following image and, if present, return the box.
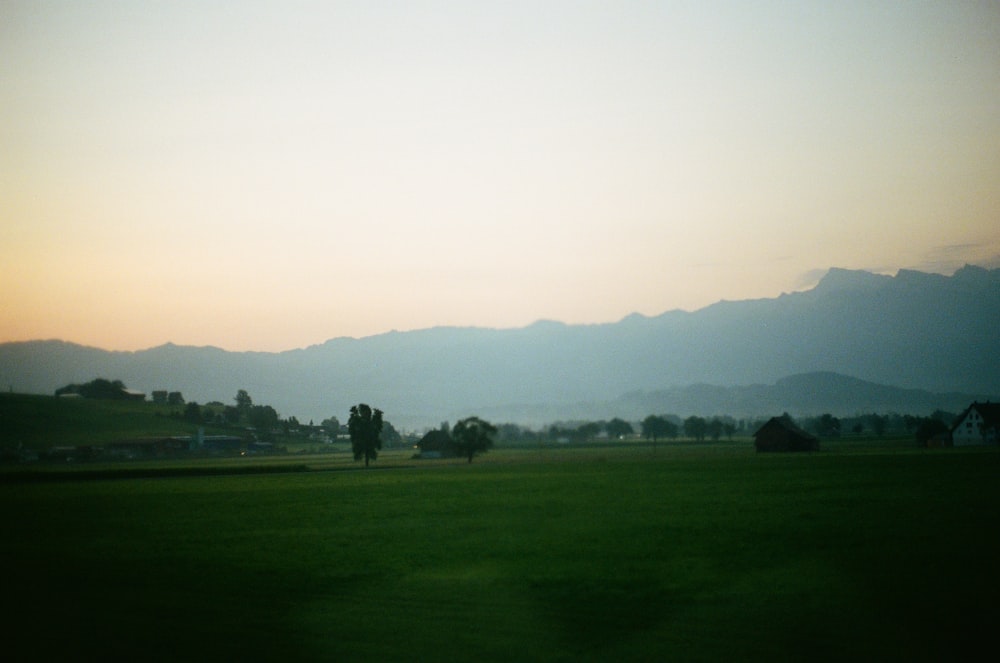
[951,402,1000,446]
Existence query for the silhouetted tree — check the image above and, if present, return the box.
[183,401,202,423]
[641,415,678,443]
[282,416,301,434]
[814,413,841,438]
[576,421,602,441]
[707,418,723,441]
[451,416,497,463]
[381,419,402,447]
[224,405,241,425]
[683,416,708,441]
[349,404,383,467]
[249,405,279,438]
[864,413,887,436]
[496,423,531,443]
[605,418,634,439]
[235,389,253,419]
[641,415,664,441]
[915,417,949,447]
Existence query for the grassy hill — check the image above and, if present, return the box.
[0,392,230,450]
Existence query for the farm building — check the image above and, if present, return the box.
[753,417,819,452]
[950,402,1000,446]
[104,437,191,459]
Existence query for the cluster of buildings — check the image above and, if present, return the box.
[753,401,999,452]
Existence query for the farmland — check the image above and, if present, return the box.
[3,443,998,662]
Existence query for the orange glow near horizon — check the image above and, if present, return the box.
[2,2,999,352]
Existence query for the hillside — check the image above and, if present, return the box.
[1,265,997,428]
[0,393,227,450]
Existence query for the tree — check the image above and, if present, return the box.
[235,389,253,419]
[683,416,708,441]
[348,404,383,467]
[864,413,887,436]
[605,418,634,439]
[249,405,279,440]
[183,401,202,423]
[575,421,602,441]
[722,422,736,440]
[641,415,665,442]
[380,419,403,447]
[814,413,841,438]
[321,416,341,436]
[707,418,724,441]
[223,405,241,425]
[451,416,497,463]
[915,417,949,447]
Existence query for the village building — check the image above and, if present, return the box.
[950,402,1000,446]
[753,416,819,452]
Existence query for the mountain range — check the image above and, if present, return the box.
[2,265,997,429]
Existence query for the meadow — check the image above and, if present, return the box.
[3,443,999,662]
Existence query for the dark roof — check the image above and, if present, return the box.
[753,416,818,441]
[951,402,1000,432]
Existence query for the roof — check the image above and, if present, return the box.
[754,416,818,441]
[951,402,1000,432]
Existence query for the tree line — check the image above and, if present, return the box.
[52,378,960,459]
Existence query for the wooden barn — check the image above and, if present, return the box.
[753,417,819,452]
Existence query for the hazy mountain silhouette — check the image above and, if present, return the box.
[1,265,997,428]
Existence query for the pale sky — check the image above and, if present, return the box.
[2,1,999,352]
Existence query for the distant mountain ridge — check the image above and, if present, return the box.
[1,265,997,428]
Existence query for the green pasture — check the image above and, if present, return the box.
[0,392,226,448]
[3,445,999,661]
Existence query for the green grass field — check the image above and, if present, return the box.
[3,444,999,662]
[0,392,231,449]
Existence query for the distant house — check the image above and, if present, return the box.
[416,429,453,459]
[753,417,819,452]
[122,389,146,402]
[950,402,1000,446]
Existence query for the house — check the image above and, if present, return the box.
[122,389,146,401]
[416,429,452,459]
[950,402,1000,446]
[753,417,819,452]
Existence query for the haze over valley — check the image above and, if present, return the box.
[3,266,996,429]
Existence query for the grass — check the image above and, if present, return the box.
[0,392,228,448]
[2,445,999,661]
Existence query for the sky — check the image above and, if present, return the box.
[2,1,999,353]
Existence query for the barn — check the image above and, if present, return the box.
[753,417,819,452]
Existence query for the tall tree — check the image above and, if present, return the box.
[451,416,497,463]
[641,415,677,442]
[348,404,383,468]
[235,389,253,419]
[683,416,708,441]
